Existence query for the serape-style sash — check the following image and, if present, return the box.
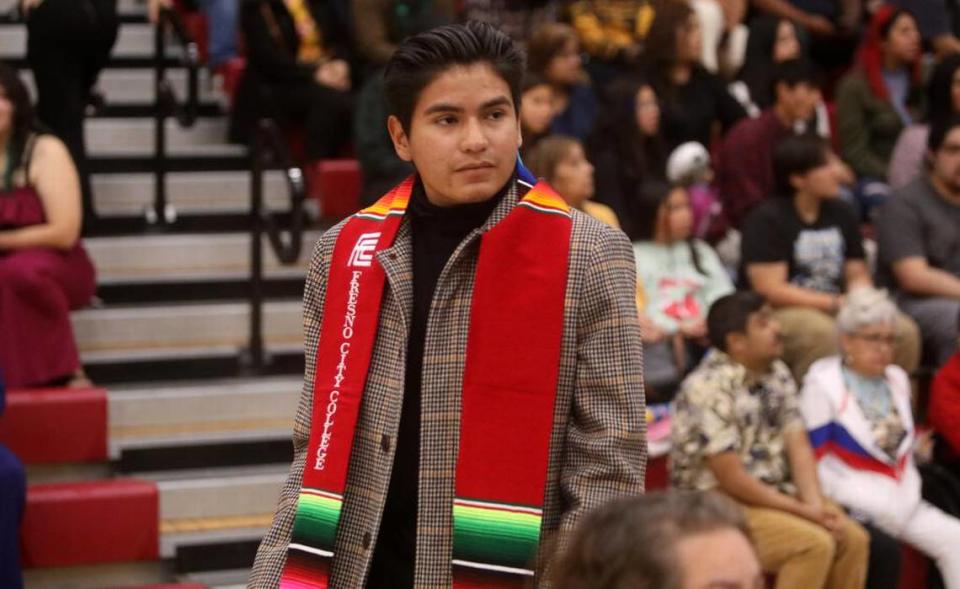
[279,168,572,588]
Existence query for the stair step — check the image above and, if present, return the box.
[87,231,320,284]
[158,471,286,524]
[87,117,238,157]
[73,300,303,362]
[24,562,171,589]
[92,170,292,218]
[20,67,217,106]
[109,377,300,456]
[0,22,162,60]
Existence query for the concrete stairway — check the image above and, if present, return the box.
[1,1,317,585]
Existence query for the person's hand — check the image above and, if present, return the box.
[819,504,847,542]
[802,14,837,36]
[315,59,351,92]
[799,502,845,542]
[679,319,707,340]
[639,313,667,344]
[147,0,174,24]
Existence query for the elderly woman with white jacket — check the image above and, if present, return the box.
[801,287,960,588]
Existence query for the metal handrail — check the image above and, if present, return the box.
[247,118,307,370]
[150,5,200,225]
[156,6,199,127]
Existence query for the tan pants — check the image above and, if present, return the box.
[773,307,921,384]
[741,503,870,589]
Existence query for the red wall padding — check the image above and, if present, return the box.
[0,388,108,464]
[305,159,362,221]
[21,479,159,568]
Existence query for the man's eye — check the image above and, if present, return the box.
[437,116,457,126]
[488,110,506,120]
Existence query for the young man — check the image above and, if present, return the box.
[877,115,960,368]
[670,292,869,589]
[249,21,646,588]
[717,58,824,229]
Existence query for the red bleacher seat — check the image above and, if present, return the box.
[0,387,108,464]
[646,454,669,491]
[21,479,159,567]
[305,159,363,221]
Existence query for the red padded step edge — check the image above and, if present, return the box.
[0,387,108,464]
[21,479,159,568]
[305,159,362,221]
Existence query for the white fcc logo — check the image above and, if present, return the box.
[348,232,381,267]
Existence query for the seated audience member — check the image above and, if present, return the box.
[229,0,353,159]
[876,115,960,367]
[889,0,960,57]
[0,376,25,589]
[568,0,654,72]
[0,63,96,388]
[931,315,960,466]
[551,490,762,589]
[671,291,870,589]
[718,59,823,229]
[458,0,563,45]
[730,15,805,116]
[355,72,413,206]
[632,181,733,399]
[835,6,921,199]
[350,0,455,69]
[643,1,747,150]
[801,287,960,588]
[519,73,556,156]
[525,136,619,229]
[740,134,919,382]
[751,0,860,74]
[588,77,666,238]
[889,54,960,190]
[526,23,597,141]
[689,0,748,74]
[149,0,239,74]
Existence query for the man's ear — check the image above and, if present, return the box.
[387,115,413,162]
[517,117,523,150]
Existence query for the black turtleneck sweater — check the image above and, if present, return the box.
[365,178,510,588]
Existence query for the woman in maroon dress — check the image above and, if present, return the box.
[0,63,96,389]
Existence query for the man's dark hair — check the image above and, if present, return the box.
[707,292,766,352]
[383,21,526,133]
[773,134,829,197]
[771,58,819,97]
[551,491,752,589]
[928,113,960,153]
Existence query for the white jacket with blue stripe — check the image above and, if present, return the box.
[800,356,922,534]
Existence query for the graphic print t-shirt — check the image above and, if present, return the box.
[740,198,864,293]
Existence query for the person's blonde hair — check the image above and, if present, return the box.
[551,491,753,589]
[525,135,580,183]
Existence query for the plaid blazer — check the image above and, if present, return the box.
[248,177,647,588]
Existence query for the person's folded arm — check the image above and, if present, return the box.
[893,257,960,299]
[708,451,813,517]
[747,262,838,312]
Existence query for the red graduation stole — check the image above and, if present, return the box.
[279,173,572,588]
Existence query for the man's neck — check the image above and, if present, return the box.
[793,191,821,223]
[929,173,960,207]
[773,102,797,129]
[728,353,773,381]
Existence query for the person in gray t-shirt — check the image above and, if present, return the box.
[877,115,960,366]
